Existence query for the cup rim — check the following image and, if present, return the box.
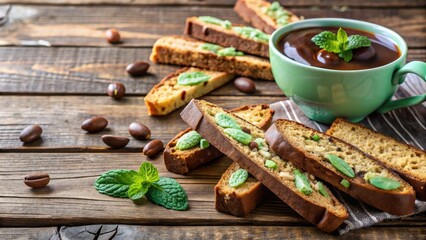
[269,18,408,73]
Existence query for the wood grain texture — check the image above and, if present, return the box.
[0,47,285,96]
[1,225,425,240]
[0,152,424,227]
[0,95,284,150]
[1,6,425,47]
[1,0,425,7]
[0,47,424,95]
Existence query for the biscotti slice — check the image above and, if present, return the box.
[181,99,348,232]
[215,162,267,217]
[164,104,274,175]
[185,16,270,58]
[144,67,234,116]
[234,0,301,34]
[327,118,426,201]
[150,36,273,80]
[265,120,416,216]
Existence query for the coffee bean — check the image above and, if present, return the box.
[102,135,130,149]
[81,116,108,133]
[24,172,50,188]
[107,82,126,100]
[105,29,121,44]
[129,122,151,140]
[248,141,258,150]
[234,77,256,93]
[242,127,251,134]
[143,139,164,157]
[19,125,42,143]
[126,61,150,77]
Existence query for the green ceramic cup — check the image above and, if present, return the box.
[269,18,426,124]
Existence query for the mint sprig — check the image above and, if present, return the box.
[311,28,371,62]
[95,162,189,211]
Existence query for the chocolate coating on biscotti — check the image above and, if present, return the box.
[180,100,347,232]
[265,121,416,216]
[234,0,276,34]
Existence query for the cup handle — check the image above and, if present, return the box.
[376,61,426,113]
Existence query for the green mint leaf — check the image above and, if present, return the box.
[346,35,371,50]
[336,28,348,50]
[146,177,189,211]
[200,43,223,53]
[229,169,249,187]
[232,26,270,42]
[326,154,355,178]
[339,50,353,62]
[138,162,160,183]
[200,139,210,149]
[311,134,320,141]
[198,16,231,29]
[176,130,202,150]
[217,47,244,57]
[311,31,341,53]
[224,128,252,145]
[177,72,211,86]
[341,179,350,188]
[128,181,151,201]
[95,170,138,198]
[317,181,329,198]
[369,176,400,190]
[293,169,313,195]
[215,112,241,130]
[265,159,278,170]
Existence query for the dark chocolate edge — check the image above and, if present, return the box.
[234,0,276,34]
[265,120,416,216]
[180,99,347,232]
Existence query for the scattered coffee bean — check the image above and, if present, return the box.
[234,77,256,94]
[242,127,251,134]
[128,122,151,140]
[126,61,150,77]
[143,139,164,157]
[81,116,108,133]
[248,141,258,150]
[105,29,121,44]
[107,82,126,100]
[24,172,50,188]
[19,125,42,143]
[101,135,130,148]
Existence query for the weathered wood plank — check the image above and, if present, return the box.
[0,47,284,96]
[0,47,424,95]
[0,95,284,150]
[1,6,425,47]
[1,0,425,7]
[1,225,424,240]
[0,152,424,227]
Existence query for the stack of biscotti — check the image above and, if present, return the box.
[327,118,426,201]
[185,16,270,58]
[234,0,301,34]
[164,104,274,174]
[265,120,416,215]
[144,67,235,116]
[181,99,348,232]
[150,36,273,80]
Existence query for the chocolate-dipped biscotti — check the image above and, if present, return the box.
[234,0,301,34]
[265,120,416,216]
[327,118,426,201]
[164,104,274,175]
[180,99,348,232]
[185,16,270,58]
[150,36,273,80]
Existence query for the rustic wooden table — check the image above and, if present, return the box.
[0,0,425,239]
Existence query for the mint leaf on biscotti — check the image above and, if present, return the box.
[146,177,189,211]
[95,170,138,198]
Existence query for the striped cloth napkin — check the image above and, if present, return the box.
[269,73,426,234]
